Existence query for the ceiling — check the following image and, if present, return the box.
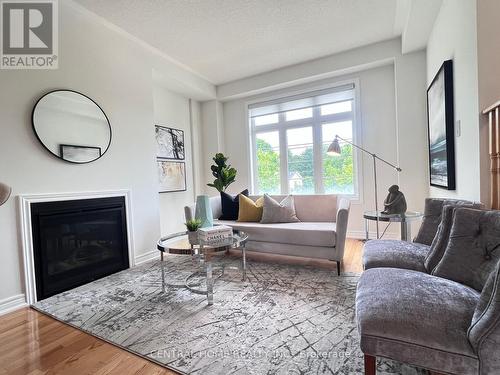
[73,0,440,85]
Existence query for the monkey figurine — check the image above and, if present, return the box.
[382,185,407,215]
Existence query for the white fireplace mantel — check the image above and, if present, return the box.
[18,190,135,305]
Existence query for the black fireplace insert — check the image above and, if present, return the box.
[31,196,129,300]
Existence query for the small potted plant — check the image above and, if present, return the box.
[185,219,202,244]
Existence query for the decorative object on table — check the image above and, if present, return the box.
[32,90,112,164]
[195,195,214,228]
[219,189,248,220]
[198,225,233,243]
[158,160,186,193]
[382,185,407,215]
[155,125,185,160]
[237,195,264,222]
[59,144,101,163]
[260,194,300,224]
[328,134,402,239]
[185,219,202,244]
[207,153,237,192]
[0,182,12,206]
[427,59,455,190]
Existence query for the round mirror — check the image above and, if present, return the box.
[32,90,111,164]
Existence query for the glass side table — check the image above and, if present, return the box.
[363,211,423,241]
[157,230,248,305]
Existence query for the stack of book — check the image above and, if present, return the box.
[198,225,233,243]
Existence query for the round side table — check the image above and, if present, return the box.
[363,211,423,241]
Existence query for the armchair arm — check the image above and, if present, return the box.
[335,196,351,260]
[468,261,500,375]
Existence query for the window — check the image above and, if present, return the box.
[250,84,358,196]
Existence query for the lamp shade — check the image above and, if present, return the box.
[0,182,12,206]
[327,137,342,156]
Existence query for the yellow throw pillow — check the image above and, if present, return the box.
[238,195,264,222]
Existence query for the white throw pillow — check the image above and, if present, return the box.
[260,194,300,224]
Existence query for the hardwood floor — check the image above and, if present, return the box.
[0,239,364,375]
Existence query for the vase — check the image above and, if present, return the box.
[195,195,213,228]
[187,231,199,245]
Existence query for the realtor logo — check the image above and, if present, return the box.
[1,0,58,69]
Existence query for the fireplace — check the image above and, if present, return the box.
[30,196,129,300]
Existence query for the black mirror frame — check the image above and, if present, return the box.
[32,89,112,164]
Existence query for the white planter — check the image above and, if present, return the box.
[187,231,199,245]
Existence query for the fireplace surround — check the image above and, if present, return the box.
[19,190,134,304]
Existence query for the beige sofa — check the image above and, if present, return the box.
[184,195,350,275]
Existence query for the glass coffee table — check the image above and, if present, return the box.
[156,230,248,305]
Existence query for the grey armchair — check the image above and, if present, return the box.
[362,198,482,273]
[356,207,500,375]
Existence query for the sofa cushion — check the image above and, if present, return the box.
[237,195,263,222]
[219,189,248,220]
[216,220,335,247]
[362,240,429,272]
[260,194,300,224]
[432,208,500,291]
[357,268,479,374]
[249,194,338,222]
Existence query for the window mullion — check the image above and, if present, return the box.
[312,107,323,194]
[278,113,288,195]
[250,118,258,194]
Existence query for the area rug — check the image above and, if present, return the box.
[34,255,425,375]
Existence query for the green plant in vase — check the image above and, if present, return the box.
[207,153,237,192]
[185,219,202,244]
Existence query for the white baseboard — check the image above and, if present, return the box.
[347,230,399,240]
[0,294,28,316]
[134,250,159,265]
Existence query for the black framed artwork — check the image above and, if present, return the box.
[426,59,456,190]
[155,125,185,160]
[157,160,187,193]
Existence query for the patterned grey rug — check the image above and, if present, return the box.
[34,255,425,375]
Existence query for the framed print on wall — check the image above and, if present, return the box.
[157,160,186,193]
[155,125,185,160]
[427,59,456,190]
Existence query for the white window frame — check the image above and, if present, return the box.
[247,80,362,198]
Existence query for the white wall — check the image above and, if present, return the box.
[426,0,481,201]
[477,0,500,205]
[153,87,201,234]
[200,100,225,189]
[0,2,214,309]
[221,65,404,237]
[208,38,429,239]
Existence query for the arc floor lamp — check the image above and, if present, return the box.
[327,134,402,239]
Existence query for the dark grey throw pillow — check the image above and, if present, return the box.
[432,208,500,291]
[260,194,300,224]
[424,204,476,273]
[219,189,248,220]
